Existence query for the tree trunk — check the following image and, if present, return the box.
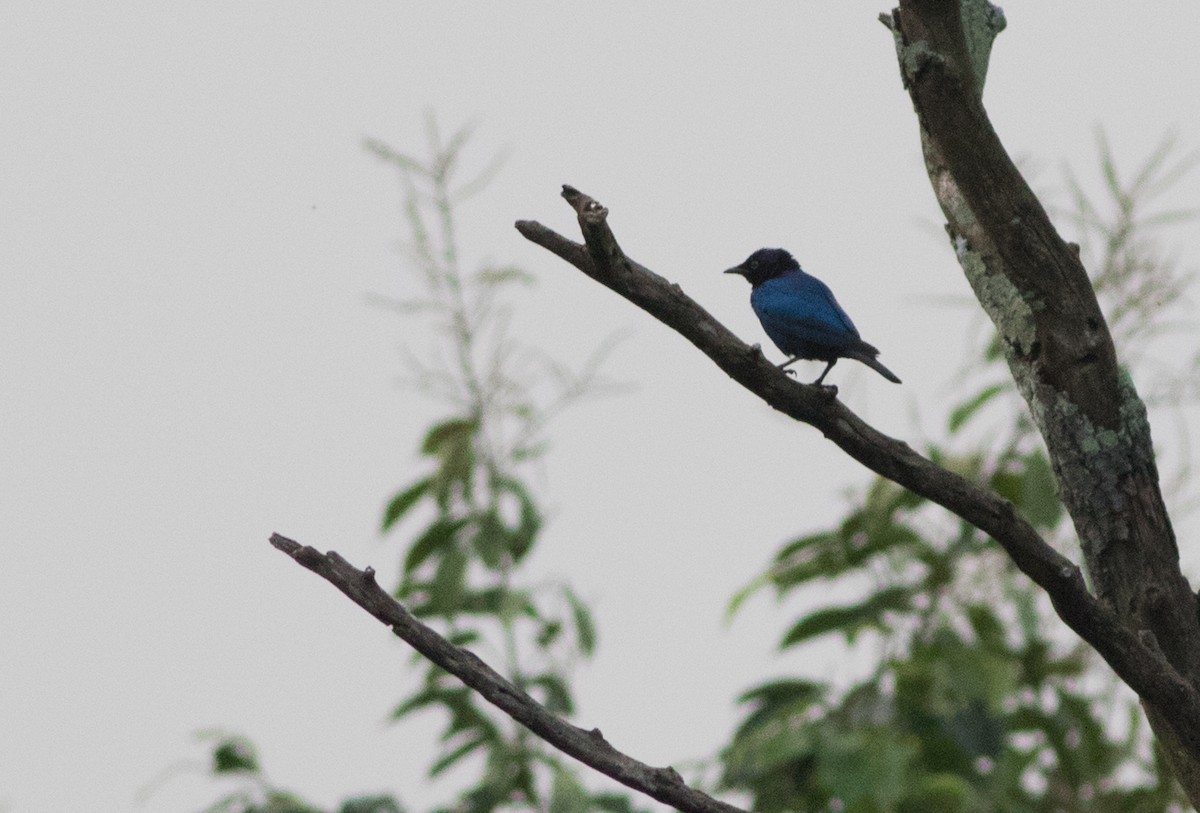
[886,0,1200,801]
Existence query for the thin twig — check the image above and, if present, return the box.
[268,533,749,813]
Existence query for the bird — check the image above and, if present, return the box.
[725,248,901,386]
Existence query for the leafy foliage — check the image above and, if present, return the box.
[173,732,403,813]
[179,126,1196,813]
[366,117,629,813]
[180,119,630,813]
[719,139,1197,812]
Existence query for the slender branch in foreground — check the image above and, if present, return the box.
[268,533,748,813]
[514,185,1200,753]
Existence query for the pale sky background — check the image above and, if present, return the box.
[3,4,1200,812]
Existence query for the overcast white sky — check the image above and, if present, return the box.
[3,4,1200,812]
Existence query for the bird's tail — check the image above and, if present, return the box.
[847,350,901,384]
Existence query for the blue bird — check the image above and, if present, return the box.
[725,248,900,385]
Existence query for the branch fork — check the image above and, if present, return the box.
[268,2,1200,804]
[513,184,1200,760]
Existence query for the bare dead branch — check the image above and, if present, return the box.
[267,533,748,813]
[514,185,1200,756]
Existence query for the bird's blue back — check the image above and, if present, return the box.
[726,247,899,384]
[750,269,864,357]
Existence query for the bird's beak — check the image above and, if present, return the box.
[724,265,745,276]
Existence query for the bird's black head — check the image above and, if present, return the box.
[724,248,801,286]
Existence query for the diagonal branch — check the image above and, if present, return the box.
[267,533,748,813]
[514,185,1200,754]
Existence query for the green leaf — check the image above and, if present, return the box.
[441,690,497,741]
[591,793,648,813]
[339,796,405,813]
[737,678,825,709]
[948,383,1007,433]
[863,476,924,515]
[768,523,922,591]
[404,517,468,575]
[536,620,563,648]
[938,451,985,482]
[476,265,536,286]
[989,469,1023,504]
[816,729,917,810]
[944,700,1005,759]
[497,589,536,624]
[456,587,504,615]
[772,528,833,563]
[511,761,540,809]
[781,586,912,648]
[432,445,475,508]
[512,441,550,461]
[421,417,478,456]
[429,734,490,777]
[495,477,541,561]
[767,531,842,588]
[917,543,955,588]
[898,774,974,813]
[733,679,826,739]
[382,477,432,532]
[472,741,538,809]
[511,493,541,561]
[723,716,816,780]
[527,673,575,715]
[362,137,426,174]
[549,768,590,813]
[261,791,325,813]
[392,685,455,720]
[984,332,1005,361]
[471,511,507,568]
[726,572,772,620]
[563,585,596,656]
[898,634,1021,729]
[966,604,1008,652]
[1020,449,1063,529]
[446,629,481,647]
[423,418,477,506]
[1055,693,1119,782]
[428,545,469,613]
[1013,585,1041,642]
[839,682,895,729]
[211,736,259,774]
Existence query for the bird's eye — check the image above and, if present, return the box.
[750,261,759,269]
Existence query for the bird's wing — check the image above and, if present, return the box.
[752,275,863,351]
[805,276,860,338]
[754,302,854,349]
